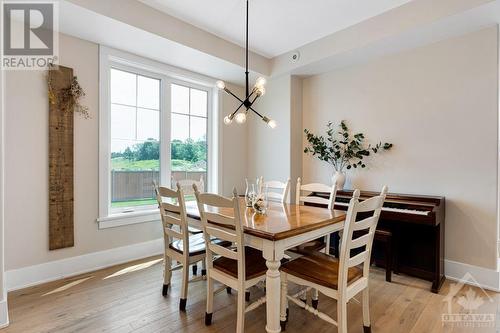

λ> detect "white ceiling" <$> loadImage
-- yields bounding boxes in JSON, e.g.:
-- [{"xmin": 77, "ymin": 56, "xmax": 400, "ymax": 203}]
[{"xmin": 139, "ymin": 0, "xmax": 413, "ymax": 58}]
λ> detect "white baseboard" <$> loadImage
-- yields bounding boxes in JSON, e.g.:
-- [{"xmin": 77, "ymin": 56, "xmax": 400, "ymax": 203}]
[
  {"xmin": 0, "ymin": 300, "xmax": 9, "ymax": 329},
  {"xmin": 6, "ymin": 238, "xmax": 163, "ymax": 291},
  {"xmin": 445, "ymin": 259, "xmax": 500, "ymax": 292}
]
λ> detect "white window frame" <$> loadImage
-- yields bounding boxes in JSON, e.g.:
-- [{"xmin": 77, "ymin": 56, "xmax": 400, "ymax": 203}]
[{"xmin": 98, "ymin": 46, "xmax": 219, "ymax": 229}]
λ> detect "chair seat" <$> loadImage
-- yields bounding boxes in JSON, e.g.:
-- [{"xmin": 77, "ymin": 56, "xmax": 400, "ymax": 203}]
[
  {"xmin": 169, "ymin": 234, "xmax": 229, "ymax": 257},
  {"xmin": 287, "ymin": 239, "xmax": 326, "ymax": 255},
  {"xmin": 213, "ymin": 247, "xmax": 267, "ymax": 280},
  {"xmin": 281, "ymin": 252, "xmax": 362, "ymax": 290},
  {"xmin": 188, "ymin": 226, "xmax": 203, "ymax": 234}
]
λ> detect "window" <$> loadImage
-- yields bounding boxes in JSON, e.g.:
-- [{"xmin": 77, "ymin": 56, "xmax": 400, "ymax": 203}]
[
  {"xmin": 171, "ymin": 84, "xmax": 208, "ymax": 200},
  {"xmin": 99, "ymin": 46, "xmax": 217, "ymax": 228},
  {"xmin": 110, "ymin": 69, "xmax": 161, "ymax": 210}
]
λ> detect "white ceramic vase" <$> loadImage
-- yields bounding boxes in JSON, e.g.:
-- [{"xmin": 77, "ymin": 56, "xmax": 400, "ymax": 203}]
[{"xmin": 333, "ymin": 171, "xmax": 346, "ymax": 190}]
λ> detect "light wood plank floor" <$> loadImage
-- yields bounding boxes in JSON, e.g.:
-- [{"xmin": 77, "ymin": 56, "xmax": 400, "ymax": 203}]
[{"xmin": 4, "ymin": 256, "xmax": 500, "ymax": 333}]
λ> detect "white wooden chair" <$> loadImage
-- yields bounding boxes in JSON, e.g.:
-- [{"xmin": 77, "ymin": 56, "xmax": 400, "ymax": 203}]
[
  {"xmin": 291, "ymin": 177, "xmax": 337, "ymax": 256},
  {"xmin": 263, "ymin": 178, "xmax": 291, "ymax": 203},
  {"xmin": 194, "ymin": 186, "xmax": 268, "ymax": 333},
  {"xmin": 173, "ymin": 176, "xmax": 206, "ymax": 275},
  {"xmin": 279, "ymin": 186, "xmax": 388, "ymax": 333},
  {"xmin": 154, "ymin": 183, "xmax": 214, "ymax": 311}
]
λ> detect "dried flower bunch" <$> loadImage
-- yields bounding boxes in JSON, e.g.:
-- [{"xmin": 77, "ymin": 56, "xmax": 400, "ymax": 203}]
[{"xmin": 47, "ymin": 68, "xmax": 90, "ymax": 119}]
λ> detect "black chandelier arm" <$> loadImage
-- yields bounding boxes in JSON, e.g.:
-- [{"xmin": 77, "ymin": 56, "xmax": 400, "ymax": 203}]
[
  {"xmin": 230, "ymin": 100, "xmax": 247, "ymax": 119},
  {"xmin": 248, "ymin": 105, "xmax": 265, "ymax": 120},
  {"xmin": 223, "ymin": 87, "xmax": 244, "ymax": 104}
]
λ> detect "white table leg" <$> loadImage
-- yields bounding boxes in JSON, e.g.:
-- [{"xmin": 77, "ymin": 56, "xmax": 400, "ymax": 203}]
[{"xmin": 263, "ymin": 241, "xmax": 283, "ymax": 333}]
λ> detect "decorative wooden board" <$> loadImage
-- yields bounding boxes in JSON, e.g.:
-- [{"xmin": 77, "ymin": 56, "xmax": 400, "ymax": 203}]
[{"xmin": 48, "ymin": 65, "xmax": 74, "ymax": 250}]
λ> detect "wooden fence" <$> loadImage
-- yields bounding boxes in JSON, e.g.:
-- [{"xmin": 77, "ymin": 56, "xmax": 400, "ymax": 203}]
[{"xmin": 111, "ymin": 170, "xmax": 206, "ymax": 202}]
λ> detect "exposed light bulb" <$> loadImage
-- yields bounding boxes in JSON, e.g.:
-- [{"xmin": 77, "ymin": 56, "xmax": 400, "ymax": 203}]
[
  {"xmin": 255, "ymin": 77, "xmax": 267, "ymax": 88},
  {"xmin": 256, "ymin": 86, "xmax": 266, "ymax": 97},
  {"xmin": 223, "ymin": 115, "xmax": 233, "ymax": 125},
  {"xmin": 267, "ymin": 119, "xmax": 277, "ymax": 128},
  {"xmin": 216, "ymin": 80, "xmax": 226, "ymax": 90},
  {"xmin": 235, "ymin": 112, "xmax": 247, "ymax": 124}
]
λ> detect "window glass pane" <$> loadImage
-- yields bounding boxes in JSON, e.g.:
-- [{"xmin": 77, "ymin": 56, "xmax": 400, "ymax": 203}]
[
  {"xmin": 190, "ymin": 117, "xmax": 206, "ymax": 141},
  {"xmin": 190, "ymin": 88, "xmax": 207, "ymax": 117},
  {"xmin": 137, "ymin": 108, "xmax": 159, "ymax": 141},
  {"xmin": 109, "ymin": 71, "xmax": 160, "ymax": 211},
  {"xmin": 171, "ymin": 113, "xmax": 189, "ymax": 141},
  {"xmin": 110, "ymin": 69, "xmax": 136, "ymax": 106},
  {"xmin": 171, "ymin": 84, "xmax": 189, "ymax": 115},
  {"xmin": 170, "ymin": 84, "xmax": 208, "ymax": 199},
  {"xmin": 137, "ymin": 76, "xmax": 160, "ymax": 110},
  {"xmin": 111, "ymin": 104, "xmax": 136, "ymax": 140}
]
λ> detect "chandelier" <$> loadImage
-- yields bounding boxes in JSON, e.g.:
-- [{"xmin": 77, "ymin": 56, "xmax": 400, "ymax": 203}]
[{"xmin": 215, "ymin": 0, "xmax": 276, "ymax": 128}]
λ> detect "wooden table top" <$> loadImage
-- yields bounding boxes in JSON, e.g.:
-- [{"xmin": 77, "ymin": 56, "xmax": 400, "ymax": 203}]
[{"xmin": 185, "ymin": 198, "xmax": 346, "ymax": 241}]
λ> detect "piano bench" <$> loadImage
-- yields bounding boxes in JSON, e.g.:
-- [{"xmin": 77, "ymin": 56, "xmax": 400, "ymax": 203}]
[{"xmin": 374, "ymin": 229, "xmax": 392, "ymax": 283}]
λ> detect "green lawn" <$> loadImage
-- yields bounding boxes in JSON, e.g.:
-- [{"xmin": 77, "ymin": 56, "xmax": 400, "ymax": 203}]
[
  {"xmin": 111, "ymin": 158, "xmax": 206, "ymax": 172},
  {"xmin": 111, "ymin": 198, "xmax": 157, "ymax": 208},
  {"xmin": 111, "ymin": 195, "xmax": 195, "ymax": 209}
]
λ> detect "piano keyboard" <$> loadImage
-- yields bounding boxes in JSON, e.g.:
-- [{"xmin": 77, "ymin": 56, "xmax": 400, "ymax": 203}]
[{"xmin": 335, "ymin": 201, "xmax": 430, "ymax": 216}]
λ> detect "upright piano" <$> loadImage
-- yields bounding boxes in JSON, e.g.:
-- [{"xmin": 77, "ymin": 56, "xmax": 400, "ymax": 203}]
[{"xmin": 316, "ymin": 190, "xmax": 446, "ymax": 293}]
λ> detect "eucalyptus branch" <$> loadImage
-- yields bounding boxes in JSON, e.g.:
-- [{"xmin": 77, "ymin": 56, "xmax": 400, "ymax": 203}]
[{"xmin": 304, "ymin": 120, "xmax": 393, "ymax": 173}]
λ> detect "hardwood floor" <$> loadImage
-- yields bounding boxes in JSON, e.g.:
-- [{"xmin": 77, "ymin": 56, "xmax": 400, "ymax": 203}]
[{"xmin": 4, "ymin": 256, "xmax": 500, "ymax": 333}]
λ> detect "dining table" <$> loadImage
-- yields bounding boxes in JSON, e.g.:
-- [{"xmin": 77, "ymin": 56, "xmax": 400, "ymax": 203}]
[{"xmin": 185, "ymin": 198, "xmax": 346, "ymax": 333}]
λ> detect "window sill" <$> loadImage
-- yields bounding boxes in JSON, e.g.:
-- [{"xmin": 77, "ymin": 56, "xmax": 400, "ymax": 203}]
[{"xmin": 97, "ymin": 209, "xmax": 161, "ymax": 229}]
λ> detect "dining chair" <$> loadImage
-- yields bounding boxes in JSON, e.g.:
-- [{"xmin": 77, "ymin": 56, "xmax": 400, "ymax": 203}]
[
  {"xmin": 194, "ymin": 185, "xmax": 268, "ymax": 333},
  {"xmin": 154, "ymin": 183, "xmax": 212, "ymax": 311},
  {"xmin": 279, "ymin": 186, "xmax": 388, "ymax": 333},
  {"xmin": 169, "ymin": 177, "xmax": 206, "ymax": 275},
  {"xmin": 291, "ymin": 177, "xmax": 337, "ymax": 255},
  {"xmin": 263, "ymin": 178, "xmax": 291, "ymax": 203}
]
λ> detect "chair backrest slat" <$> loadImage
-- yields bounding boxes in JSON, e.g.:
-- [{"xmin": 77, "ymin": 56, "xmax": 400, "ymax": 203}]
[
  {"xmin": 209, "ymin": 243, "xmax": 238, "ymax": 260},
  {"xmin": 296, "ymin": 177, "xmax": 337, "ymax": 210},
  {"xmin": 348, "ymin": 250, "xmax": 369, "ymax": 268},
  {"xmin": 338, "ymin": 186, "xmax": 388, "ymax": 288},
  {"xmin": 164, "ymin": 228, "xmax": 183, "ymax": 240},
  {"xmin": 263, "ymin": 178, "xmax": 291, "ymax": 203},
  {"xmin": 352, "ymin": 215, "xmax": 378, "ymax": 231},
  {"xmin": 349, "ymin": 232, "xmax": 372, "ymax": 250},
  {"xmin": 206, "ymin": 225, "xmax": 238, "ymax": 243},
  {"xmin": 204, "ymin": 211, "xmax": 236, "ymax": 227}
]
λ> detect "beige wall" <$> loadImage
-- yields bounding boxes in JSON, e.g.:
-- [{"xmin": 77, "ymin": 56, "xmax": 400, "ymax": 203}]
[
  {"xmin": 4, "ymin": 33, "xmax": 247, "ymax": 271},
  {"xmin": 247, "ymin": 75, "xmax": 292, "ymax": 184},
  {"xmin": 302, "ymin": 27, "xmax": 499, "ymax": 269}
]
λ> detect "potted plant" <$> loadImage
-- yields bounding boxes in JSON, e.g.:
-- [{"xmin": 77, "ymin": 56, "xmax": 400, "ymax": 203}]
[{"xmin": 304, "ymin": 121, "xmax": 393, "ymax": 190}]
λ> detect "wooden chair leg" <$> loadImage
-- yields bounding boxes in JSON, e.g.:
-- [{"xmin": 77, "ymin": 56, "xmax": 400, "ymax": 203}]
[
  {"xmin": 337, "ymin": 299, "xmax": 348, "ymax": 333},
  {"xmin": 362, "ymin": 288, "xmax": 371, "ymax": 332},
  {"xmin": 205, "ymin": 276, "xmax": 214, "ymax": 325},
  {"xmin": 162, "ymin": 255, "xmax": 171, "ymax": 296},
  {"xmin": 236, "ymin": 284, "xmax": 246, "ymax": 333},
  {"xmin": 325, "ymin": 235, "xmax": 331, "ymax": 255},
  {"xmin": 180, "ymin": 262, "xmax": 189, "ymax": 311},
  {"xmin": 280, "ymin": 273, "xmax": 288, "ymax": 330},
  {"xmin": 312, "ymin": 289, "xmax": 319, "ymax": 309},
  {"xmin": 201, "ymin": 259, "xmax": 207, "ymax": 276}
]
